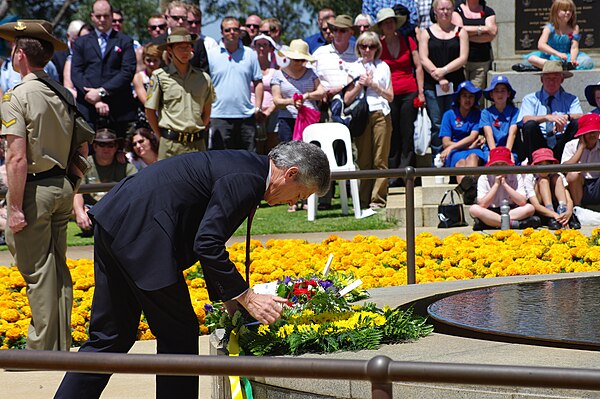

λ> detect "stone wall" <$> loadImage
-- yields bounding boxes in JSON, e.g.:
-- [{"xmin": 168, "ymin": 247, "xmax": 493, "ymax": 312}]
[{"xmin": 486, "ymin": 0, "xmax": 600, "ymax": 72}]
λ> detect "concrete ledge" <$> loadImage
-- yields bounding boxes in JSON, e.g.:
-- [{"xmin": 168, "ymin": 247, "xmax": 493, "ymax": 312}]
[{"xmin": 244, "ymin": 272, "xmax": 600, "ymax": 399}]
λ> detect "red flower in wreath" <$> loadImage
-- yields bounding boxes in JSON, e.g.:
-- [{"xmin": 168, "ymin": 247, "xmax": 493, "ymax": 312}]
[{"xmin": 568, "ymin": 33, "xmax": 573, "ymax": 39}]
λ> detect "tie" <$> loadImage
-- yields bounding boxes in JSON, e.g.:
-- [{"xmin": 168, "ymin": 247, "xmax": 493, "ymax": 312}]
[
  {"xmin": 99, "ymin": 33, "xmax": 108, "ymax": 57},
  {"xmin": 545, "ymin": 95, "xmax": 556, "ymax": 148}
]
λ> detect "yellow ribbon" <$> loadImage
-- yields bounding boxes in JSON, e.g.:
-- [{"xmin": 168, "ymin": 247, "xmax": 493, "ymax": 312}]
[{"xmin": 227, "ymin": 328, "xmax": 244, "ymax": 399}]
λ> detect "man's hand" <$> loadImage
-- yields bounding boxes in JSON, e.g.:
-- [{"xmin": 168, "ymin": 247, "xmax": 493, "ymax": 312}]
[
  {"xmin": 84, "ymin": 87, "xmax": 102, "ymax": 105},
  {"xmin": 95, "ymin": 101, "xmax": 110, "ymax": 117},
  {"xmin": 8, "ymin": 208, "xmax": 27, "ymax": 233},
  {"xmin": 235, "ymin": 289, "xmax": 287, "ymax": 325},
  {"xmin": 75, "ymin": 207, "xmax": 93, "ymax": 232}
]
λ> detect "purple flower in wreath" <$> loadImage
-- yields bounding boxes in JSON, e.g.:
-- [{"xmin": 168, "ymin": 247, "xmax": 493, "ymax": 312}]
[
  {"xmin": 204, "ymin": 303, "xmax": 214, "ymax": 312},
  {"xmin": 284, "ymin": 276, "xmax": 292, "ymax": 285},
  {"xmin": 319, "ymin": 280, "xmax": 333, "ymax": 290}
]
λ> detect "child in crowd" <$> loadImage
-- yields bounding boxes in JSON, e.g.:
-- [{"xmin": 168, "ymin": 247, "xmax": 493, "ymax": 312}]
[
  {"xmin": 561, "ymin": 113, "xmax": 600, "ymax": 207},
  {"xmin": 480, "ymin": 75, "xmax": 522, "ymax": 163},
  {"xmin": 584, "ymin": 82, "xmax": 600, "ymax": 115},
  {"xmin": 439, "ymin": 80, "xmax": 485, "ymax": 205},
  {"xmin": 524, "ymin": 148, "xmax": 579, "ymax": 230},
  {"xmin": 469, "ymin": 146, "xmax": 540, "ymax": 231},
  {"xmin": 525, "ymin": 0, "xmax": 593, "ymax": 70}
]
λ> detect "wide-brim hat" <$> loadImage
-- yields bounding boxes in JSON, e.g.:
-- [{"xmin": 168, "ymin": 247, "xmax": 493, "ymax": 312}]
[
  {"xmin": 94, "ymin": 128, "xmax": 119, "ymax": 143},
  {"xmin": 252, "ymin": 33, "xmax": 277, "ymax": 49},
  {"xmin": 575, "ymin": 113, "xmax": 600, "ymax": 138},
  {"xmin": 452, "ymin": 80, "xmax": 482, "ymax": 106},
  {"xmin": 584, "ymin": 81, "xmax": 600, "ymax": 108},
  {"xmin": 370, "ymin": 8, "xmax": 407, "ymax": 34},
  {"xmin": 531, "ymin": 148, "xmax": 558, "ymax": 165},
  {"xmin": 486, "ymin": 146, "xmax": 514, "ymax": 166},
  {"xmin": 483, "ymin": 75, "xmax": 516, "ymax": 101},
  {"xmin": 534, "ymin": 60, "xmax": 573, "ymax": 78},
  {"xmin": 157, "ymin": 27, "xmax": 197, "ymax": 51},
  {"xmin": 278, "ymin": 39, "xmax": 314, "ymax": 62},
  {"xmin": 0, "ymin": 19, "xmax": 67, "ymax": 51},
  {"xmin": 327, "ymin": 15, "xmax": 354, "ymax": 30}
]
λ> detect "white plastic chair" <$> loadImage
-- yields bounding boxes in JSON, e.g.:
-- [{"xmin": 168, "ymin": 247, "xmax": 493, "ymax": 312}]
[{"xmin": 302, "ymin": 123, "xmax": 361, "ymax": 221}]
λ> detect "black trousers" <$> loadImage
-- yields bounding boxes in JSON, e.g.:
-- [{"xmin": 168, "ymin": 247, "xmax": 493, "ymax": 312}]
[
  {"xmin": 522, "ymin": 119, "xmax": 578, "ymax": 163},
  {"xmin": 54, "ymin": 225, "xmax": 200, "ymax": 399},
  {"xmin": 388, "ymin": 92, "xmax": 417, "ymax": 186},
  {"xmin": 210, "ymin": 116, "xmax": 257, "ymax": 151}
]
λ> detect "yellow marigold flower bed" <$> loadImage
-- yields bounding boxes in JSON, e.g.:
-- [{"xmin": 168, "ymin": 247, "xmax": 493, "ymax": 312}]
[{"xmin": 2, "ymin": 228, "xmax": 600, "ymax": 349}]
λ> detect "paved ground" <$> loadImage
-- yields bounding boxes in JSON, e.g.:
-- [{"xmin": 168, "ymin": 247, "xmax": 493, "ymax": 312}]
[{"xmin": 1, "ymin": 226, "xmax": 599, "ymax": 398}]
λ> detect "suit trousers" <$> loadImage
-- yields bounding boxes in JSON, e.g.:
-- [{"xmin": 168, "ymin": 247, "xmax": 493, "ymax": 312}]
[
  {"xmin": 6, "ymin": 176, "xmax": 74, "ymax": 351},
  {"xmin": 54, "ymin": 225, "xmax": 200, "ymax": 399},
  {"xmin": 522, "ymin": 119, "xmax": 578, "ymax": 163},
  {"xmin": 355, "ymin": 110, "xmax": 392, "ymax": 208}
]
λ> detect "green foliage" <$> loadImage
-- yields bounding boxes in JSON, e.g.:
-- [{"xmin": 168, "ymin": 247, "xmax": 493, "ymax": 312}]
[{"xmin": 303, "ymin": 0, "xmax": 363, "ymax": 22}]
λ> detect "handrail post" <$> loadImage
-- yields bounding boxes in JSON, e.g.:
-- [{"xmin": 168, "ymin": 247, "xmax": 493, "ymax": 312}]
[
  {"xmin": 404, "ymin": 167, "xmax": 416, "ymax": 285},
  {"xmin": 367, "ymin": 355, "xmax": 393, "ymax": 399}
]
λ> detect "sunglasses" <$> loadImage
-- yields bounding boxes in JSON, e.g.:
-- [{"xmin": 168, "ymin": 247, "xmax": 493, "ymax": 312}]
[
  {"xmin": 359, "ymin": 44, "xmax": 378, "ymax": 50},
  {"xmin": 112, "ymin": 18, "xmax": 123, "ymax": 24},
  {"xmin": 223, "ymin": 27, "xmax": 240, "ymax": 33},
  {"xmin": 188, "ymin": 19, "xmax": 201, "ymax": 26},
  {"xmin": 321, "ymin": 26, "xmax": 332, "ymax": 32},
  {"xmin": 95, "ymin": 142, "xmax": 117, "ymax": 148},
  {"xmin": 149, "ymin": 24, "xmax": 167, "ymax": 30},
  {"xmin": 245, "ymin": 24, "xmax": 260, "ymax": 29},
  {"xmin": 357, "ymin": 24, "xmax": 370, "ymax": 29},
  {"xmin": 144, "ymin": 57, "xmax": 160, "ymax": 63},
  {"xmin": 168, "ymin": 15, "xmax": 187, "ymax": 22}
]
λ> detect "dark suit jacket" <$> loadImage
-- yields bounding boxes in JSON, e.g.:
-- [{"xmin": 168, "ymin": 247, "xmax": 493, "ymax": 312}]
[
  {"xmin": 89, "ymin": 151, "xmax": 269, "ymax": 301},
  {"xmin": 71, "ymin": 30, "xmax": 137, "ymax": 125}
]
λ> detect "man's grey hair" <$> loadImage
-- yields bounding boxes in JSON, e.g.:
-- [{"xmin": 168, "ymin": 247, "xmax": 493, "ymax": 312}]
[
  {"xmin": 269, "ymin": 141, "xmax": 331, "ymax": 196},
  {"xmin": 67, "ymin": 20, "xmax": 85, "ymax": 38}
]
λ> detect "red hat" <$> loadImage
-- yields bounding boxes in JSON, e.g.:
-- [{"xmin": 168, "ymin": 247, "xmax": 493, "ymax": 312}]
[
  {"xmin": 575, "ymin": 113, "xmax": 600, "ymax": 138},
  {"xmin": 486, "ymin": 146, "xmax": 514, "ymax": 166},
  {"xmin": 531, "ymin": 148, "xmax": 558, "ymax": 165}
]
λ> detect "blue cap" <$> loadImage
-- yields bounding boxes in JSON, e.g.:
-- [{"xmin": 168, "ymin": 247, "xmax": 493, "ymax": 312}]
[
  {"xmin": 452, "ymin": 81, "xmax": 482, "ymax": 106},
  {"xmin": 584, "ymin": 81, "xmax": 600, "ymax": 108},
  {"xmin": 483, "ymin": 75, "xmax": 516, "ymax": 102}
]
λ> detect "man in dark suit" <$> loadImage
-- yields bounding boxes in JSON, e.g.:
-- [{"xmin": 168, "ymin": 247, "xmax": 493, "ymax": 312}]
[
  {"xmin": 70, "ymin": 0, "xmax": 137, "ymax": 138},
  {"xmin": 54, "ymin": 141, "xmax": 331, "ymax": 399}
]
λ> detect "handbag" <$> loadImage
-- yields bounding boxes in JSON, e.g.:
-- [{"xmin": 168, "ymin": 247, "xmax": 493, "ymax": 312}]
[
  {"xmin": 330, "ymin": 76, "xmax": 369, "ymax": 138},
  {"xmin": 414, "ymin": 107, "xmax": 431, "ymax": 156},
  {"xmin": 438, "ymin": 189, "xmax": 467, "ymax": 228},
  {"xmin": 293, "ymin": 104, "xmax": 321, "ymax": 141}
]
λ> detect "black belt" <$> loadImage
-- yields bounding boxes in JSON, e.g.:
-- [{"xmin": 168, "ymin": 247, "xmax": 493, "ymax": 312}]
[
  {"xmin": 160, "ymin": 128, "xmax": 204, "ymax": 143},
  {"xmin": 26, "ymin": 165, "xmax": 66, "ymax": 182}
]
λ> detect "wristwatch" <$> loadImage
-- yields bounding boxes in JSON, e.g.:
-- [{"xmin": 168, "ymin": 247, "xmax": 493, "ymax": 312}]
[{"xmin": 98, "ymin": 87, "xmax": 108, "ymax": 98}]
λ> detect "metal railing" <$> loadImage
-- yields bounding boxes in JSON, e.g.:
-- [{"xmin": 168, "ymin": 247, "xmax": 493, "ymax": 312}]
[
  {"xmin": 2, "ymin": 164, "xmax": 600, "ymax": 397},
  {"xmin": 1, "ymin": 351, "xmax": 600, "ymax": 399}
]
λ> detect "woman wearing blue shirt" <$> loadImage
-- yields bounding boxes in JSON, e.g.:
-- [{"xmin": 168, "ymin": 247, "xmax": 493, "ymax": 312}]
[
  {"xmin": 480, "ymin": 75, "xmax": 521, "ymax": 163},
  {"xmin": 439, "ymin": 80, "xmax": 485, "ymax": 204}
]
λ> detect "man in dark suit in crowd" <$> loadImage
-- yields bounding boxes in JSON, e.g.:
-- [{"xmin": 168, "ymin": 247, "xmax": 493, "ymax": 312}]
[
  {"xmin": 70, "ymin": 0, "xmax": 137, "ymax": 138},
  {"xmin": 52, "ymin": 19, "xmax": 84, "ymax": 84},
  {"xmin": 54, "ymin": 141, "xmax": 331, "ymax": 399}
]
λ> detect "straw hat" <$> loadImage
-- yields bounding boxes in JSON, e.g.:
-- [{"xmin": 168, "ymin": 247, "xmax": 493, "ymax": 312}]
[
  {"xmin": 278, "ymin": 39, "xmax": 314, "ymax": 62},
  {"xmin": 575, "ymin": 113, "xmax": 600, "ymax": 138},
  {"xmin": 370, "ymin": 8, "xmax": 407, "ymax": 34},
  {"xmin": 157, "ymin": 27, "xmax": 197, "ymax": 51},
  {"xmin": 534, "ymin": 60, "xmax": 573, "ymax": 78},
  {"xmin": 531, "ymin": 148, "xmax": 558, "ymax": 165},
  {"xmin": 0, "ymin": 20, "xmax": 67, "ymax": 51},
  {"xmin": 486, "ymin": 146, "xmax": 514, "ymax": 166},
  {"xmin": 327, "ymin": 15, "xmax": 354, "ymax": 30}
]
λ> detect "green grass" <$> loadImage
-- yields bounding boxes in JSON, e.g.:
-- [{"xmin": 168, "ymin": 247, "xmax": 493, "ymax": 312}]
[{"xmin": 0, "ymin": 197, "xmax": 396, "ymax": 251}]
